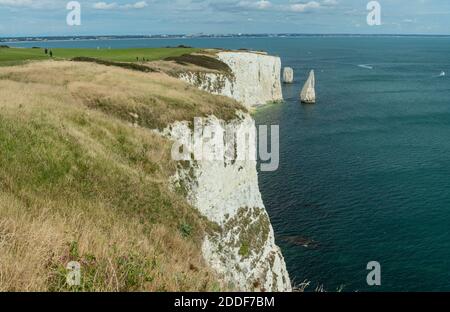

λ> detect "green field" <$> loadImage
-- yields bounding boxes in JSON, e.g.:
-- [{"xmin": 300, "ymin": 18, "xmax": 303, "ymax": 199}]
[{"xmin": 0, "ymin": 47, "xmax": 200, "ymax": 66}]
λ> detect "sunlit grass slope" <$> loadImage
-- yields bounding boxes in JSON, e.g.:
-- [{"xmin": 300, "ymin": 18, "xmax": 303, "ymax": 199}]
[{"xmin": 0, "ymin": 60, "xmax": 243, "ymax": 291}]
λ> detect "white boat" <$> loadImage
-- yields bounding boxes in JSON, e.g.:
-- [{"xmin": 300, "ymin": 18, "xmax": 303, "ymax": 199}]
[{"xmin": 300, "ymin": 70, "xmax": 316, "ymax": 104}]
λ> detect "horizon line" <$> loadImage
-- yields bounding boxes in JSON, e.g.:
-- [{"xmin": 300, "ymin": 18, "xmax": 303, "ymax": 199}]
[{"xmin": 2, "ymin": 33, "xmax": 450, "ymax": 41}]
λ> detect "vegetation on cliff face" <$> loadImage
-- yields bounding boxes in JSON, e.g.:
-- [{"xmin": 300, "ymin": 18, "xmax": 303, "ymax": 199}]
[
  {"xmin": 0, "ymin": 60, "xmax": 244, "ymax": 291},
  {"xmin": 164, "ymin": 53, "xmax": 232, "ymax": 75}
]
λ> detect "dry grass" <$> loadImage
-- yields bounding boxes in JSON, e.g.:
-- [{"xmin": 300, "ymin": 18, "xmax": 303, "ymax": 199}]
[
  {"xmin": 0, "ymin": 195, "xmax": 216, "ymax": 291},
  {"xmin": 0, "ymin": 60, "xmax": 242, "ymax": 291},
  {"xmin": 150, "ymin": 59, "xmax": 220, "ymax": 77},
  {"xmin": 0, "ymin": 60, "xmax": 244, "ymax": 130}
]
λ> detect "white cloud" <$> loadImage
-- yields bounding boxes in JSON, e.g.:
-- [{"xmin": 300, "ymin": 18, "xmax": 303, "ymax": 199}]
[
  {"xmin": 238, "ymin": 0, "xmax": 272, "ymax": 10},
  {"xmin": 0, "ymin": 0, "xmax": 65, "ymax": 9},
  {"xmin": 233, "ymin": 0, "xmax": 333, "ymax": 13},
  {"xmin": 0, "ymin": 0, "xmax": 34, "ymax": 6},
  {"xmin": 133, "ymin": 0, "xmax": 148, "ymax": 8},
  {"xmin": 290, "ymin": 1, "xmax": 321, "ymax": 12},
  {"xmin": 322, "ymin": 0, "xmax": 337, "ymax": 5},
  {"xmin": 93, "ymin": 2, "xmax": 118, "ymax": 10},
  {"xmin": 255, "ymin": 0, "xmax": 271, "ymax": 9},
  {"xmin": 93, "ymin": 1, "xmax": 149, "ymax": 10}
]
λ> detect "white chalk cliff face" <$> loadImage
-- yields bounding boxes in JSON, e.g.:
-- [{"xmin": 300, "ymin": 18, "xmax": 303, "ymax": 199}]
[
  {"xmin": 163, "ymin": 50, "xmax": 291, "ymax": 291},
  {"xmin": 179, "ymin": 51, "xmax": 283, "ymax": 108},
  {"xmin": 162, "ymin": 113, "xmax": 291, "ymax": 291}
]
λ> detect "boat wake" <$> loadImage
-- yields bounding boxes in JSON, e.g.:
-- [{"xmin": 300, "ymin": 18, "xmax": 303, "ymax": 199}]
[
  {"xmin": 358, "ymin": 64, "xmax": 373, "ymax": 70},
  {"xmin": 432, "ymin": 71, "xmax": 446, "ymax": 78}
]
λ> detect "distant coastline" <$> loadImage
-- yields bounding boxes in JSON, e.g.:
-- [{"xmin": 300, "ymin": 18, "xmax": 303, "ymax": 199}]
[{"xmin": 2, "ymin": 33, "xmax": 450, "ymax": 44}]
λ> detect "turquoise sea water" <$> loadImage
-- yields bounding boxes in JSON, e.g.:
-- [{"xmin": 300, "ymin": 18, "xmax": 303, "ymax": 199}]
[
  {"xmin": 11, "ymin": 36, "xmax": 450, "ymax": 291},
  {"xmin": 251, "ymin": 37, "xmax": 450, "ymax": 292}
]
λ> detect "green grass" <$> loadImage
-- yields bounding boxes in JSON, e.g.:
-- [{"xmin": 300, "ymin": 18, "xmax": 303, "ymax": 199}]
[
  {"xmin": 164, "ymin": 54, "xmax": 232, "ymax": 75},
  {"xmin": 0, "ymin": 59, "xmax": 243, "ymax": 291},
  {"xmin": 0, "ymin": 47, "xmax": 200, "ymax": 65},
  {"xmin": 0, "ymin": 47, "xmax": 48, "ymax": 66}
]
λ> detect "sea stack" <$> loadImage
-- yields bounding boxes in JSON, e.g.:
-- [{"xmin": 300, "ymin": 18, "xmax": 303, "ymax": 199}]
[
  {"xmin": 283, "ymin": 67, "xmax": 294, "ymax": 84},
  {"xmin": 300, "ymin": 70, "xmax": 316, "ymax": 104}
]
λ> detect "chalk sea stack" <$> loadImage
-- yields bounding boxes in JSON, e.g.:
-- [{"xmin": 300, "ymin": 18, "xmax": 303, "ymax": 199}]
[
  {"xmin": 283, "ymin": 67, "xmax": 294, "ymax": 84},
  {"xmin": 300, "ymin": 70, "xmax": 316, "ymax": 104}
]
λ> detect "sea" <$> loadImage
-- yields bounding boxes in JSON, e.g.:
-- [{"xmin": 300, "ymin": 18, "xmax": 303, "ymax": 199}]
[{"xmin": 9, "ymin": 36, "xmax": 450, "ymax": 291}]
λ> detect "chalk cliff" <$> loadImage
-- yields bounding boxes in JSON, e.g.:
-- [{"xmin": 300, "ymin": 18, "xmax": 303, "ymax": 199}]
[
  {"xmin": 283, "ymin": 67, "xmax": 294, "ymax": 84},
  {"xmin": 162, "ymin": 113, "xmax": 291, "ymax": 291},
  {"xmin": 300, "ymin": 70, "xmax": 316, "ymax": 104},
  {"xmin": 179, "ymin": 51, "xmax": 283, "ymax": 108},
  {"xmin": 163, "ymin": 50, "xmax": 291, "ymax": 291}
]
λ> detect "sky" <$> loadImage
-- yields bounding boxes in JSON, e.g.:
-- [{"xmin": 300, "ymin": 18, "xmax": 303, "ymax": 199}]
[{"xmin": 1, "ymin": 0, "xmax": 450, "ymax": 37}]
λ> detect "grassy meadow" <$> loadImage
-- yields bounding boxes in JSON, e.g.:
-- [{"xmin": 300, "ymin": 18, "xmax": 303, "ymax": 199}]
[
  {"xmin": 0, "ymin": 56, "xmax": 242, "ymax": 291},
  {"xmin": 0, "ymin": 46, "xmax": 200, "ymax": 66}
]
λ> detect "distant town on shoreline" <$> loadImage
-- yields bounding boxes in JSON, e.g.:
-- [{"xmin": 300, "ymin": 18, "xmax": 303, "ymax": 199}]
[{"xmin": 2, "ymin": 33, "xmax": 450, "ymax": 43}]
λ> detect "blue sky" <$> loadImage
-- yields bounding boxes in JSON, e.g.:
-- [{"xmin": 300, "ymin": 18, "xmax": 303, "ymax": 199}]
[{"xmin": 1, "ymin": 0, "xmax": 450, "ymax": 36}]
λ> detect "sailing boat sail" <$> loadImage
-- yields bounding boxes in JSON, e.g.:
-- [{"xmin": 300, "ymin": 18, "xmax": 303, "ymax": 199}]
[{"xmin": 300, "ymin": 70, "xmax": 316, "ymax": 104}]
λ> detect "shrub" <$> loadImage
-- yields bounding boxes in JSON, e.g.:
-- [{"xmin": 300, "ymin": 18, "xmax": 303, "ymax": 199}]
[{"xmin": 72, "ymin": 57, "xmax": 158, "ymax": 73}]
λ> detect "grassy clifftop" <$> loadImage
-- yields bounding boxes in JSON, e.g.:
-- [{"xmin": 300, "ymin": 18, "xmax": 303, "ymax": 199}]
[
  {"xmin": 0, "ymin": 47, "xmax": 233, "ymax": 78},
  {"xmin": 0, "ymin": 47, "xmax": 200, "ymax": 66},
  {"xmin": 0, "ymin": 60, "xmax": 243, "ymax": 291}
]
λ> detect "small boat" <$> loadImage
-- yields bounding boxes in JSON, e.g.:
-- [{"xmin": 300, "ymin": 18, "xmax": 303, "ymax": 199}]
[
  {"xmin": 300, "ymin": 70, "xmax": 316, "ymax": 104},
  {"xmin": 439, "ymin": 71, "xmax": 446, "ymax": 77}
]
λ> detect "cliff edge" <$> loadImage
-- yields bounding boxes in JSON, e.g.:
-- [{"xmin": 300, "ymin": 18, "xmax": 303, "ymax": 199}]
[
  {"xmin": 177, "ymin": 51, "xmax": 283, "ymax": 108},
  {"xmin": 163, "ymin": 50, "xmax": 291, "ymax": 291}
]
